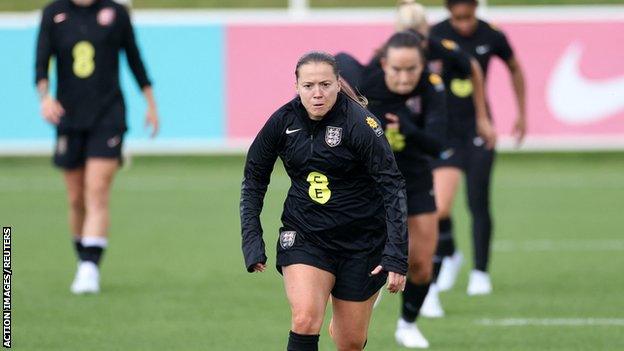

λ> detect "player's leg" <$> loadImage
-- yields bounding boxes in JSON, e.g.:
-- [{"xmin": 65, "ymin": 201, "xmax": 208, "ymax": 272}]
[
  {"xmin": 331, "ymin": 294, "xmax": 377, "ymax": 351},
  {"xmin": 54, "ymin": 130, "xmax": 87, "ymax": 259},
  {"xmin": 465, "ymin": 137, "xmax": 495, "ymax": 295},
  {"xmin": 71, "ymin": 126, "xmax": 122, "ymax": 294},
  {"xmin": 329, "ymin": 247, "xmax": 387, "ymax": 350},
  {"xmin": 82, "ymin": 157, "xmax": 118, "ymax": 240},
  {"xmin": 70, "ymin": 158, "xmax": 118, "ymax": 294},
  {"xmin": 283, "ymin": 264, "xmax": 335, "ymax": 351},
  {"xmin": 63, "ymin": 168, "xmax": 86, "ymax": 257},
  {"xmin": 396, "ymin": 211, "xmax": 437, "ymax": 348},
  {"xmin": 53, "ymin": 130, "xmax": 100, "ymax": 294},
  {"xmin": 432, "ymin": 166, "xmax": 464, "ymax": 292}
]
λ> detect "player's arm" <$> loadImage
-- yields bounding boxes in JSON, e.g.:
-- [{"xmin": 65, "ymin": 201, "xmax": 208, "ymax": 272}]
[
  {"xmin": 495, "ymin": 28, "xmax": 527, "ymax": 146},
  {"xmin": 422, "ymin": 74, "xmax": 448, "ymax": 145},
  {"xmin": 240, "ymin": 114, "xmax": 282, "ymax": 273},
  {"xmin": 35, "ymin": 6, "xmax": 64, "ymax": 125},
  {"xmin": 380, "ymin": 75, "xmax": 447, "ymax": 157},
  {"xmin": 119, "ymin": 6, "xmax": 159, "ymax": 137},
  {"xmin": 506, "ymin": 56, "xmax": 527, "ymax": 146},
  {"xmin": 349, "ymin": 113, "xmax": 407, "ymax": 292},
  {"xmin": 439, "ymin": 37, "xmax": 496, "ymax": 148},
  {"xmin": 384, "ymin": 109, "xmax": 445, "ymax": 157},
  {"xmin": 404, "ymin": 73, "xmax": 453, "ymax": 159},
  {"xmin": 469, "ymin": 58, "xmax": 496, "ymax": 149}
]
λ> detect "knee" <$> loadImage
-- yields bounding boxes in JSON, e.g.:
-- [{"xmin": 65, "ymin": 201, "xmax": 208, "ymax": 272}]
[
  {"xmin": 85, "ymin": 182, "xmax": 111, "ymax": 210},
  {"xmin": 437, "ymin": 207, "xmax": 451, "ymax": 220},
  {"xmin": 408, "ymin": 262, "xmax": 432, "ymax": 284},
  {"xmin": 336, "ymin": 338, "xmax": 367, "ymax": 351},
  {"xmin": 291, "ymin": 311, "xmax": 323, "ymax": 335}
]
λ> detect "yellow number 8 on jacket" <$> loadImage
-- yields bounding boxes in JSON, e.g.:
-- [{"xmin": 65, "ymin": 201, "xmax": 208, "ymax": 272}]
[
  {"xmin": 72, "ymin": 41, "xmax": 95, "ymax": 78},
  {"xmin": 307, "ymin": 171, "xmax": 331, "ymax": 205}
]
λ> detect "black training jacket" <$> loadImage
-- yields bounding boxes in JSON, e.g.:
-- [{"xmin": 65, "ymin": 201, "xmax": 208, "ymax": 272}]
[
  {"xmin": 240, "ymin": 93, "xmax": 408, "ymax": 275},
  {"xmin": 359, "ymin": 68, "xmax": 448, "ymax": 182},
  {"xmin": 35, "ymin": 0, "xmax": 150, "ymax": 131},
  {"xmin": 361, "ymin": 34, "xmax": 468, "ymax": 141},
  {"xmin": 431, "ymin": 20, "xmax": 515, "ymax": 137}
]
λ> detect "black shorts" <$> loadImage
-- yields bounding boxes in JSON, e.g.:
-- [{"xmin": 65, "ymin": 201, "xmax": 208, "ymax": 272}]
[
  {"xmin": 53, "ymin": 127, "xmax": 124, "ymax": 170},
  {"xmin": 275, "ymin": 228, "xmax": 387, "ymax": 302},
  {"xmin": 404, "ymin": 170, "xmax": 436, "ymax": 216},
  {"xmin": 406, "ymin": 187, "xmax": 436, "ymax": 216},
  {"xmin": 54, "ymin": 101, "xmax": 126, "ymax": 170},
  {"xmin": 431, "ymin": 135, "xmax": 489, "ymax": 170}
]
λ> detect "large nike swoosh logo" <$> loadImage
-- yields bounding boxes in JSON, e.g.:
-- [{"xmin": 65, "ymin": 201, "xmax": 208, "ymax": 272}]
[
  {"xmin": 286, "ymin": 128, "xmax": 302, "ymax": 135},
  {"xmin": 547, "ymin": 42, "xmax": 624, "ymax": 125}
]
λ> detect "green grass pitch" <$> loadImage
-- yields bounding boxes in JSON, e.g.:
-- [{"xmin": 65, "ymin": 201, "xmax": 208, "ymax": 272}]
[{"xmin": 3, "ymin": 153, "xmax": 624, "ymax": 350}]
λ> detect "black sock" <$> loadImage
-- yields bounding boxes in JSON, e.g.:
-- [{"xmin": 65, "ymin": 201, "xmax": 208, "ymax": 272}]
[
  {"xmin": 401, "ymin": 280, "xmax": 430, "ymax": 323},
  {"xmin": 287, "ymin": 331, "xmax": 319, "ymax": 351},
  {"xmin": 438, "ymin": 217, "xmax": 456, "ymax": 257},
  {"xmin": 73, "ymin": 237, "xmax": 84, "ymax": 258},
  {"xmin": 79, "ymin": 246, "xmax": 105, "ymax": 266}
]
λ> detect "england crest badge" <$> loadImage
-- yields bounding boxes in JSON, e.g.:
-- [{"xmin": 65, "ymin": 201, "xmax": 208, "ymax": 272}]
[
  {"xmin": 97, "ymin": 7, "xmax": 116, "ymax": 26},
  {"xmin": 279, "ymin": 230, "xmax": 297, "ymax": 249},
  {"xmin": 325, "ymin": 126, "xmax": 343, "ymax": 147},
  {"xmin": 406, "ymin": 96, "xmax": 422, "ymax": 114}
]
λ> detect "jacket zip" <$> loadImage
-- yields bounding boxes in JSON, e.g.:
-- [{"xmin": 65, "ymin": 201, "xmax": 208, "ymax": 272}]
[{"xmin": 310, "ymin": 123, "xmax": 319, "ymax": 155}]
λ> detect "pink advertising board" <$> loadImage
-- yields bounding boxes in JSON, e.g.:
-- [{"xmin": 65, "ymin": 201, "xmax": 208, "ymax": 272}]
[{"xmin": 226, "ymin": 21, "xmax": 624, "ymax": 148}]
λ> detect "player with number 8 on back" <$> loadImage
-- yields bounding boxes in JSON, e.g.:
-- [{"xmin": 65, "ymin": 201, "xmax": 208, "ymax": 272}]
[
  {"xmin": 240, "ymin": 51, "xmax": 408, "ymax": 351},
  {"xmin": 35, "ymin": 0, "xmax": 159, "ymax": 294}
]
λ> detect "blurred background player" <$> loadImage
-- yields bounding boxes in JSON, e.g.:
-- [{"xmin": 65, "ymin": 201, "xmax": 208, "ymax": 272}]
[
  {"xmin": 337, "ymin": 31, "xmax": 448, "ymax": 349},
  {"xmin": 429, "ymin": 0, "xmax": 527, "ymax": 296},
  {"xmin": 240, "ymin": 52, "xmax": 407, "ymax": 351},
  {"xmin": 35, "ymin": 0, "xmax": 159, "ymax": 294},
  {"xmin": 391, "ymin": 0, "xmax": 497, "ymax": 319}
]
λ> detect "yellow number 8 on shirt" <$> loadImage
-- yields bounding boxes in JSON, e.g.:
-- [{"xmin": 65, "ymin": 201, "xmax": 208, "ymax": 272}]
[
  {"xmin": 72, "ymin": 41, "xmax": 95, "ymax": 78},
  {"xmin": 307, "ymin": 171, "xmax": 331, "ymax": 204}
]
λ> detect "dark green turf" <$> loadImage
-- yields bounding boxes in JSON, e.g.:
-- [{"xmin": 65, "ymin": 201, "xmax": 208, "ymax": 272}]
[{"xmin": 2, "ymin": 153, "xmax": 623, "ymax": 350}]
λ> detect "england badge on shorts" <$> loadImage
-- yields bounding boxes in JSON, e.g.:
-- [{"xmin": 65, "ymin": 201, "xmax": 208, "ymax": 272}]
[
  {"xmin": 56, "ymin": 135, "xmax": 67, "ymax": 155},
  {"xmin": 325, "ymin": 126, "xmax": 342, "ymax": 147},
  {"xmin": 97, "ymin": 7, "xmax": 116, "ymax": 26},
  {"xmin": 279, "ymin": 230, "xmax": 297, "ymax": 249}
]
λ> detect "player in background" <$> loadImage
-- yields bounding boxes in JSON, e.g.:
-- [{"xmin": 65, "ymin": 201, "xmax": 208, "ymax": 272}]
[
  {"xmin": 391, "ymin": 0, "xmax": 497, "ymax": 319},
  {"xmin": 430, "ymin": 0, "xmax": 527, "ymax": 295},
  {"xmin": 35, "ymin": 0, "xmax": 159, "ymax": 294},
  {"xmin": 336, "ymin": 31, "xmax": 448, "ymax": 348}
]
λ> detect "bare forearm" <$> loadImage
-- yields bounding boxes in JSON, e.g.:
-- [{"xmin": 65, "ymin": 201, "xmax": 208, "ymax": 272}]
[
  {"xmin": 142, "ymin": 85, "xmax": 156, "ymax": 109},
  {"xmin": 37, "ymin": 79, "xmax": 49, "ymax": 100}
]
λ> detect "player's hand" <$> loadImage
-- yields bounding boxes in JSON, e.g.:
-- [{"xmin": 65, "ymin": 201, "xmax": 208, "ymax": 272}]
[
  {"xmin": 40, "ymin": 95, "xmax": 64, "ymax": 125},
  {"xmin": 476, "ymin": 117, "xmax": 497, "ymax": 150},
  {"xmin": 371, "ymin": 265, "xmax": 406, "ymax": 293},
  {"xmin": 385, "ymin": 113, "xmax": 406, "ymax": 151},
  {"xmin": 145, "ymin": 105, "xmax": 159, "ymax": 138},
  {"xmin": 512, "ymin": 115, "xmax": 527, "ymax": 147},
  {"xmin": 385, "ymin": 113, "xmax": 400, "ymax": 129},
  {"xmin": 252, "ymin": 263, "xmax": 266, "ymax": 273}
]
